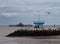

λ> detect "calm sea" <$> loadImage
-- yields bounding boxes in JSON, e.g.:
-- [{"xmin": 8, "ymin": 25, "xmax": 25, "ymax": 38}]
[{"xmin": 0, "ymin": 26, "xmax": 60, "ymax": 44}]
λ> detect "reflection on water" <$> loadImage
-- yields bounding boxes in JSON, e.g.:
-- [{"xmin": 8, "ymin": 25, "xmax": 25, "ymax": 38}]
[{"xmin": 0, "ymin": 37, "xmax": 60, "ymax": 44}]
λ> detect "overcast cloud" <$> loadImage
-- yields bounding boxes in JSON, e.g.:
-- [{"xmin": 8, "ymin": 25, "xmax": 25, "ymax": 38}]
[{"xmin": 0, "ymin": 0, "xmax": 60, "ymax": 25}]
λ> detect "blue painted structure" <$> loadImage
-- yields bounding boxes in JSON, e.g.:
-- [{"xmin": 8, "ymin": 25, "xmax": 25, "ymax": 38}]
[{"xmin": 33, "ymin": 21, "xmax": 45, "ymax": 28}]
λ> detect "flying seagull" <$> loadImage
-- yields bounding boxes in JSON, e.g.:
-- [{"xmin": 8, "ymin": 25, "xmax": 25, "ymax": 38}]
[{"xmin": 46, "ymin": 12, "xmax": 51, "ymax": 15}]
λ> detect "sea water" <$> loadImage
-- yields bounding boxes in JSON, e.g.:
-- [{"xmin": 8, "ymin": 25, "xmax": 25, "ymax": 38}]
[
  {"xmin": 0, "ymin": 37, "xmax": 60, "ymax": 44},
  {"xmin": 0, "ymin": 26, "xmax": 60, "ymax": 44}
]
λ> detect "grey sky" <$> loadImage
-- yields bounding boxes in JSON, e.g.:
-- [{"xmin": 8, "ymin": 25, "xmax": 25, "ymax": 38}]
[{"xmin": 0, "ymin": 0, "xmax": 60, "ymax": 25}]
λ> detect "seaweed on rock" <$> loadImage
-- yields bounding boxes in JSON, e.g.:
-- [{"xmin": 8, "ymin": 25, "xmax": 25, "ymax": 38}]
[{"xmin": 6, "ymin": 29, "xmax": 60, "ymax": 37}]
